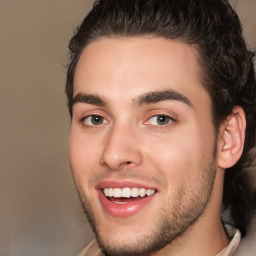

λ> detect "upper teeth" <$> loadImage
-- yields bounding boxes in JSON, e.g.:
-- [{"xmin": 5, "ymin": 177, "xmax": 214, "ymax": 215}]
[{"xmin": 103, "ymin": 187, "xmax": 156, "ymax": 198}]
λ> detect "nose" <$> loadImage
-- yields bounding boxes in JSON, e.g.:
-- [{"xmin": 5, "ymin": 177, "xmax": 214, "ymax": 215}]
[{"xmin": 99, "ymin": 124, "xmax": 143, "ymax": 170}]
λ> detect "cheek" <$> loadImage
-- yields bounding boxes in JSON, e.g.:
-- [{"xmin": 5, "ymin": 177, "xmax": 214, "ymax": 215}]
[
  {"xmin": 147, "ymin": 139, "xmax": 197, "ymax": 182},
  {"xmin": 69, "ymin": 130, "xmax": 101, "ymax": 181},
  {"xmin": 142, "ymin": 127, "xmax": 214, "ymax": 184}
]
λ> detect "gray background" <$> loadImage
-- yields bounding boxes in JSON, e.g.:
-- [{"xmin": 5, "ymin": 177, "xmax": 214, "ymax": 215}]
[{"xmin": 0, "ymin": 0, "xmax": 255, "ymax": 255}]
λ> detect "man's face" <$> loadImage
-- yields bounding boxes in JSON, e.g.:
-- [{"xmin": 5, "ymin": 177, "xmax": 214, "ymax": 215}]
[{"xmin": 69, "ymin": 37, "xmax": 218, "ymax": 256}]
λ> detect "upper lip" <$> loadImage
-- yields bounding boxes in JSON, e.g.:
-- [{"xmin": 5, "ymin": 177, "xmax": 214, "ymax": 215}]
[{"xmin": 95, "ymin": 180, "xmax": 158, "ymax": 191}]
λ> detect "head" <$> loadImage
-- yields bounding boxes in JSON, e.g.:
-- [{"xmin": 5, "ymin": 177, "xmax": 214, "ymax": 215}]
[{"xmin": 66, "ymin": 0, "xmax": 256, "ymax": 254}]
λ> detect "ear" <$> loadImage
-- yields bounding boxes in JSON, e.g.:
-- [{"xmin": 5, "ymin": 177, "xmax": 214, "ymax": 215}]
[{"xmin": 217, "ymin": 106, "xmax": 246, "ymax": 169}]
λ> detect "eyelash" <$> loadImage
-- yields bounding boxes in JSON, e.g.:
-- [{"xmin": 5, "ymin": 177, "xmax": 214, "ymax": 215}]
[
  {"xmin": 144, "ymin": 114, "xmax": 175, "ymax": 126},
  {"xmin": 80, "ymin": 113, "xmax": 176, "ymax": 128},
  {"xmin": 81, "ymin": 115, "xmax": 108, "ymax": 127}
]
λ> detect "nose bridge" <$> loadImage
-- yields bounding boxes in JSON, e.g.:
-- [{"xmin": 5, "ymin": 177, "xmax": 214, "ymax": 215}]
[{"xmin": 100, "ymin": 121, "xmax": 143, "ymax": 169}]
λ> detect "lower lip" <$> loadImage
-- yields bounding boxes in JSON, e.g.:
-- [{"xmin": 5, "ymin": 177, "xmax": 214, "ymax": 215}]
[{"xmin": 98, "ymin": 190, "xmax": 156, "ymax": 218}]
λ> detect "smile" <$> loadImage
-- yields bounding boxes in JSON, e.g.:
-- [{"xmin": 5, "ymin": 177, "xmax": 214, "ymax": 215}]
[
  {"xmin": 103, "ymin": 187, "xmax": 156, "ymax": 198},
  {"xmin": 97, "ymin": 182, "xmax": 158, "ymax": 218}
]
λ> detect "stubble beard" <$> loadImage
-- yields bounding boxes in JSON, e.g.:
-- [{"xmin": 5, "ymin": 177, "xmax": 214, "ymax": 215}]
[{"xmin": 75, "ymin": 158, "xmax": 217, "ymax": 256}]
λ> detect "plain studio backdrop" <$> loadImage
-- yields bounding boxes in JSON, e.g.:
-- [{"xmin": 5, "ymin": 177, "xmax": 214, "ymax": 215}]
[{"xmin": 0, "ymin": 0, "xmax": 255, "ymax": 256}]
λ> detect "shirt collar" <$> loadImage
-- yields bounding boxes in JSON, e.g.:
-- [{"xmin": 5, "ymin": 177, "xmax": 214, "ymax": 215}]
[{"xmin": 215, "ymin": 224, "xmax": 241, "ymax": 256}]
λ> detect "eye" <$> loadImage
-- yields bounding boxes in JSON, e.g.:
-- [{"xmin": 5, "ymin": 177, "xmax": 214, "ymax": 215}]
[
  {"xmin": 82, "ymin": 115, "xmax": 108, "ymax": 126},
  {"xmin": 146, "ymin": 115, "xmax": 173, "ymax": 126}
]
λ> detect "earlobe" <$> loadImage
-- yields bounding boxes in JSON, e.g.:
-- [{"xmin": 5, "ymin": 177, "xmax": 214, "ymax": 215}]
[{"xmin": 217, "ymin": 106, "xmax": 246, "ymax": 169}]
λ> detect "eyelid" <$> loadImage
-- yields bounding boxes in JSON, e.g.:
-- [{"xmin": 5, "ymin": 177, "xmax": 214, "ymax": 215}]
[
  {"xmin": 143, "ymin": 109, "xmax": 177, "ymax": 127},
  {"xmin": 78, "ymin": 110, "xmax": 110, "ymax": 127},
  {"xmin": 82, "ymin": 115, "xmax": 108, "ymax": 126},
  {"xmin": 145, "ymin": 114, "xmax": 174, "ymax": 125}
]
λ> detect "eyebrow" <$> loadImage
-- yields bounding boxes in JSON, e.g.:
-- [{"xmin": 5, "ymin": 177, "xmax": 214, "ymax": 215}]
[
  {"xmin": 72, "ymin": 93, "xmax": 106, "ymax": 107},
  {"xmin": 71, "ymin": 89, "xmax": 193, "ymax": 108},
  {"xmin": 137, "ymin": 90, "xmax": 193, "ymax": 107}
]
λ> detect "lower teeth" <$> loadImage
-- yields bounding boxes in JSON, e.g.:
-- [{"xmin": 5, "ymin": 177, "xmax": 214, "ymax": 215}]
[{"xmin": 108, "ymin": 196, "xmax": 147, "ymax": 202}]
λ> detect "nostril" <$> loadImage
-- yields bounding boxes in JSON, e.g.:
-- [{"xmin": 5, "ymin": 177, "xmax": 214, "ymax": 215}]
[{"xmin": 118, "ymin": 161, "xmax": 133, "ymax": 168}]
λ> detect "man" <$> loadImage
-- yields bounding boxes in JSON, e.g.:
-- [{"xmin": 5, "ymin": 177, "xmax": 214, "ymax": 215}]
[{"xmin": 66, "ymin": 0, "xmax": 256, "ymax": 255}]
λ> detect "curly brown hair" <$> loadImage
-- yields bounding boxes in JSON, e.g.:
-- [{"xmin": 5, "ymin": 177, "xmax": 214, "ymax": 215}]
[{"xmin": 66, "ymin": 0, "xmax": 256, "ymax": 236}]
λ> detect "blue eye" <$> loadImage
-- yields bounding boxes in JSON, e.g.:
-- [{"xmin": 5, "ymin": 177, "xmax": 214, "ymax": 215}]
[
  {"xmin": 147, "ymin": 115, "xmax": 173, "ymax": 126},
  {"xmin": 83, "ymin": 115, "xmax": 107, "ymax": 126}
]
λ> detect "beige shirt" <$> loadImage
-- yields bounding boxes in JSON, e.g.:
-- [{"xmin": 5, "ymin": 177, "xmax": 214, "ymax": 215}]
[
  {"xmin": 215, "ymin": 225, "xmax": 241, "ymax": 256},
  {"xmin": 78, "ymin": 225, "xmax": 241, "ymax": 256}
]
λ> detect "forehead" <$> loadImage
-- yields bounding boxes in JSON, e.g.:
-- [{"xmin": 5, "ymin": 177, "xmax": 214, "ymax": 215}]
[{"xmin": 73, "ymin": 37, "xmax": 209, "ymax": 107}]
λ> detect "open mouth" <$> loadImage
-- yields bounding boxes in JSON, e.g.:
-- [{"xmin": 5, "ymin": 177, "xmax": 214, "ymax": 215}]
[
  {"xmin": 101, "ymin": 187, "xmax": 156, "ymax": 204},
  {"xmin": 97, "ymin": 182, "xmax": 158, "ymax": 217}
]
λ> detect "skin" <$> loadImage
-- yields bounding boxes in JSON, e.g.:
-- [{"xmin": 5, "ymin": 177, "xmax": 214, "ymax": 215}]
[{"xmin": 69, "ymin": 37, "xmax": 230, "ymax": 256}]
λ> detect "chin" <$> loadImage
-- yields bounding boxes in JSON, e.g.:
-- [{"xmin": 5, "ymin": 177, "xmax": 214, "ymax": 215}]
[{"xmin": 95, "ymin": 231, "xmax": 166, "ymax": 256}]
